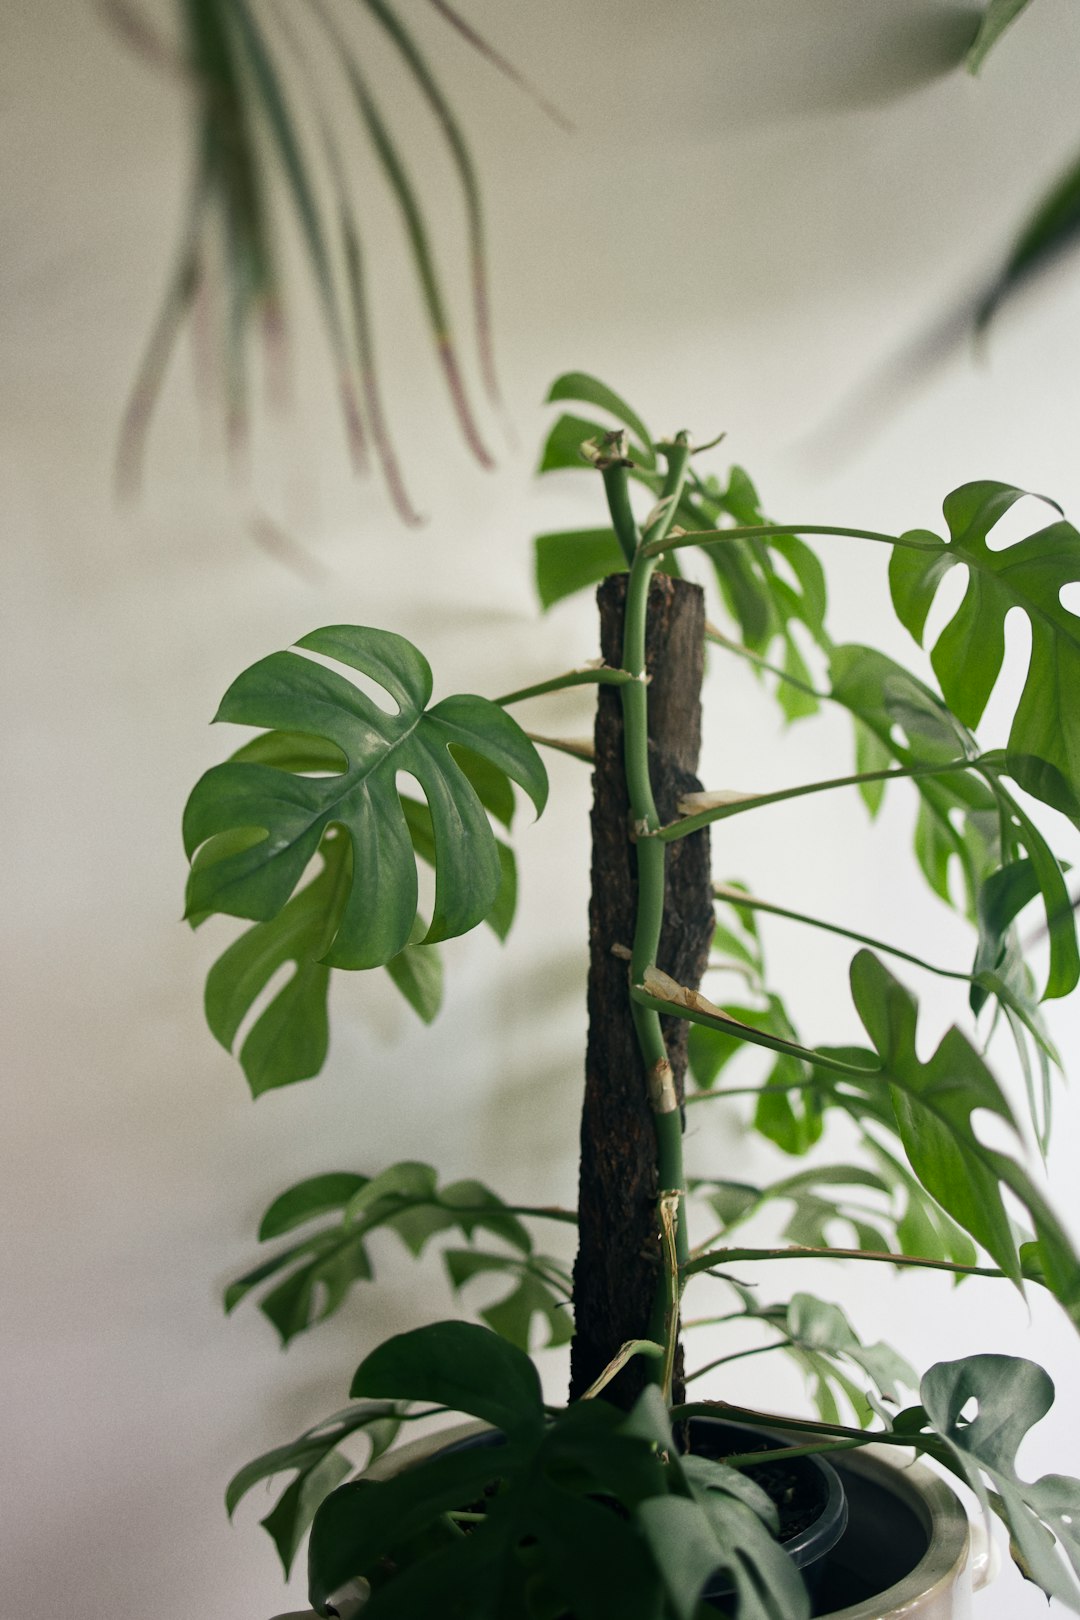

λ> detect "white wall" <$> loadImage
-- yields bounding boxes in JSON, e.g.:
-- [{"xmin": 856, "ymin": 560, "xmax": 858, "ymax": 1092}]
[{"xmin": 4, "ymin": 2, "xmax": 1080, "ymax": 1615}]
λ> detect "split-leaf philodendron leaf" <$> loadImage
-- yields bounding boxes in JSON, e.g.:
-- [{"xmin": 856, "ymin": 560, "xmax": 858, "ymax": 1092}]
[
  {"xmin": 184, "ymin": 625, "xmax": 547, "ymax": 975},
  {"xmin": 889, "ymin": 483, "xmax": 1080, "ymax": 821},
  {"xmin": 851, "ymin": 951, "xmax": 1080, "ymax": 1328},
  {"xmin": 917, "ymin": 1355, "xmax": 1080, "ymax": 1609}
]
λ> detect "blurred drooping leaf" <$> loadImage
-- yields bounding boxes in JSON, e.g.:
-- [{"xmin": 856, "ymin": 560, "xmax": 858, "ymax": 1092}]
[
  {"xmin": 184, "ymin": 626, "xmax": 546, "ymax": 974},
  {"xmin": 226, "ymin": 1400, "xmax": 404, "ymax": 1575},
  {"xmin": 118, "ymin": 0, "xmax": 545, "ymax": 509},
  {"xmin": 850, "ymin": 951, "xmax": 1080, "ymax": 1328},
  {"xmin": 224, "ymin": 1162, "xmax": 545, "ymax": 1344},
  {"xmin": 909, "ymin": 1356, "xmax": 1080, "ymax": 1609},
  {"xmin": 977, "ymin": 144, "xmax": 1080, "ymax": 332},
  {"xmin": 442, "ymin": 1248, "xmax": 573, "ymax": 1350},
  {"xmin": 966, "ymin": 0, "xmax": 1037, "ymax": 72},
  {"xmin": 889, "ymin": 483, "xmax": 1080, "ymax": 821}
]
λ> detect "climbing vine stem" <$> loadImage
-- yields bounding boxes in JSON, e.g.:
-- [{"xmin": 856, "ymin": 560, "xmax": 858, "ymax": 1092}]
[{"xmin": 618, "ymin": 434, "xmax": 693, "ymax": 1363}]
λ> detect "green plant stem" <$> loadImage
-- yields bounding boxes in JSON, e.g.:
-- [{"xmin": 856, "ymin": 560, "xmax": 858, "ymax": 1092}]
[
  {"xmin": 721, "ymin": 1438, "xmax": 872, "ymax": 1469},
  {"xmin": 712, "ymin": 885, "xmax": 971, "ymax": 982},
  {"xmin": 618, "ymin": 436, "xmax": 693, "ymax": 1361},
  {"xmin": 643, "ymin": 522, "xmax": 942, "ymax": 559},
  {"xmin": 705, "ymin": 624, "xmax": 829, "ymax": 703},
  {"xmin": 629, "ymin": 985, "xmax": 880, "ymax": 1078},
  {"xmin": 683, "ymin": 1243, "xmax": 1011, "ymax": 1282},
  {"xmin": 658, "ymin": 756, "xmax": 978, "ymax": 841},
  {"xmin": 603, "ymin": 459, "xmax": 640, "ymax": 564},
  {"xmin": 685, "ymin": 1339, "xmax": 784, "ymax": 1384},
  {"xmin": 672, "ymin": 1399, "xmax": 924, "ymax": 1457},
  {"xmin": 496, "ymin": 667, "xmax": 633, "ymax": 706},
  {"xmin": 685, "ymin": 1079, "xmax": 822, "ymax": 1105}
]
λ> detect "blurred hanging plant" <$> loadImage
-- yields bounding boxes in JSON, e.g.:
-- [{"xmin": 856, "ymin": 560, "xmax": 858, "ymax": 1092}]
[
  {"xmin": 967, "ymin": 0, "xmax": 1080, "ymax": 332},
  {"xmin": 108, "ymin": 0, "xmax": 561, "ymax": 521}
]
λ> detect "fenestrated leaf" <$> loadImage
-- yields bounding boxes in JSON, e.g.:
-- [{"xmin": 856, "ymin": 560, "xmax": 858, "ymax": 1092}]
[
  {"xmin": 443, "ymin": 1249, "xmax": 572, "ymax": 1349},
  {"xmin": 850, "ymin": 950, "xmax": 1080, "ymax": 1328},
  {"xmin": 309, "ymin": 1445, "xmax": 527, "ymax": 1612},
  {"xmin": 183, "ymin": 625, "xmax": 546, "ymax": 971},
  {"xmin": 349, "ymin": 1320, "xmax": 545, "ymax": 1438},
  {"xmin": 384, "ymin": 935, "xmax": 443, "ymax": 1023},
  {"xmin": 689, "ymin": 466, "xmax": 831, "ymax": 667},
  {"xmin": 259, "ymin": 1449, "xmax": 352, "ymax": 1579},
  {"xmin": 259, "ymin": 1172, "xmax": 368, "ymax": 1241},
  {"xmin": 785, "ymin": 1293, "xmax": 916, "ymax": 1404},
  {"xmin": 919, "ymin": 1355, "xmax": 1080, "ymax": 1609},
  {"xmin": 534, "ymin": 527, "xmax": 626, "ymax": 610},
  {"xmin": 889, "ymin": 484, "xmax": 1080, "ymax": 820},
  {"xmin": 828, "ymin": 643, "xmax": 995, "ymax": 909},
  {"xmin": 227, "ymin": 1163, "xmax": 534, "ymax": 1343},
  {"xmin": 203, "ymin": 832, "xmax": 347, "ymax": 1094},
  {"xmin": 545, "ymin": 372, "xmax": 656, "ymax": 466},
  {"xmin": 226, "ymin": 1400, "xmax": 404, "ymax": 1576},
  {"xmin": 966, "ymin": 0, "xmax": 1036, "ymax": 71},
  {"xmin": 695, "ymin": 1164, "xmax": 897, "ymax": 1255},
  {"xmin": 638, "ymin": 1490, "xmax": 809, "ymax": 1620}
]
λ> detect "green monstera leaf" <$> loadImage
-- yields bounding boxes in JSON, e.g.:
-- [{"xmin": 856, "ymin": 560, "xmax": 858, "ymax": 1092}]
[
  {"xmin": 915, "ymin": 1356, "xmax": 1080, "ymax": 1609},
  {"xmin": 889, "ymin": 483, "xmax": 1080, "ymax": 821},
  {"xmin": 851, "ymin": 951, "xmax": 1080, "ymax": 1328},
  {"xmin": 184, "ymin": 625, "xmax": 547, "ymax": 971}
]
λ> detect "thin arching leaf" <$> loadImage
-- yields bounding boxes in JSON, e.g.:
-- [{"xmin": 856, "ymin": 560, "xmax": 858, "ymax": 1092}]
[
  {"xmin": 359, "ymin": 0, "xmax": 500, "ymax": 406},
  {"xmin": 889, "ymin": 483, "xmax": 1080, "ymax": 820},
  {"xmin": 183, "ymin": 625, "xmax": 546, "ymax": 971},
  {"xmin": 321, "ymin": 4, "xmax": 493, "ymax": 466}
]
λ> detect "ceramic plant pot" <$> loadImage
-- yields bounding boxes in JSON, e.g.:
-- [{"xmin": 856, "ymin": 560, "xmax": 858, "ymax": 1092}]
[{"xmin": 272, "ymin": 1422, "xmax": 996, "ymax": 1620}]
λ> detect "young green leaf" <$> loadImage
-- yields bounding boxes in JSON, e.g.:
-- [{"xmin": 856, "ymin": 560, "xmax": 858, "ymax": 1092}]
[
  {"xmin": 183, "ymin": 625, "xmax": 546, "ymax": 970},
  {"xmin": 545, "ymin": 372, "xmax": 656, "ymax": 465},
  {"xmin": 534, "ymin": 527, "xmax": 627, "ymax": 610}
]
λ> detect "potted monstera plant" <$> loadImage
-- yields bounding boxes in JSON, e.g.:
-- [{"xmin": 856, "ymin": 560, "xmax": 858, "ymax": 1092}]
[{"xmin": 183, "ymin": 372, "xmax": 1080, "ymax": 1618}]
